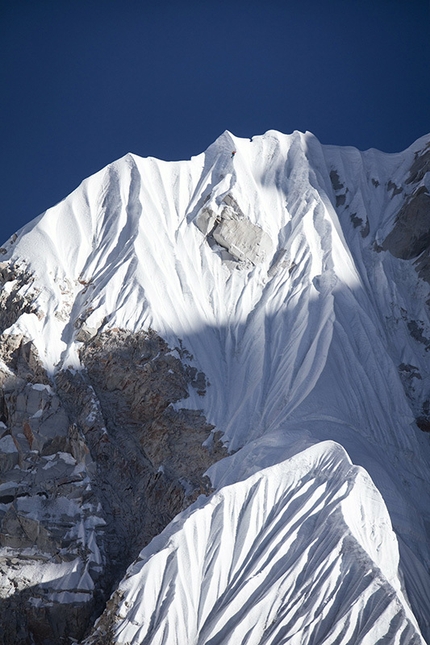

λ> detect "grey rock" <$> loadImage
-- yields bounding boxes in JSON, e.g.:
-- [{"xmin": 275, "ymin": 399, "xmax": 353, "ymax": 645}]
[
  {"xmin": 383, "ymin": 186, "xmax": 430, "ymax": 261},
  {"xmin": 213, "ymin": 216, "xmax": 273, "ymax": 264},
  {"xmin": 0, "ymin": 435, "xmax": 19, "ymax": 473},
  {"xmin": 196, "ymin": 207, "xmax": 218, "ymax": 235},
  {"xmin": 196, "ymin": 197, "xmax": 273, "ymax": 265},
  {"xmin": 406, "ymin": 141, "xmax": 430, "ymax": 185}
]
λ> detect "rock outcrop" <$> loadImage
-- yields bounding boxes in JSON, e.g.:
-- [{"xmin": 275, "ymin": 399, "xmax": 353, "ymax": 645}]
[
  {"xmin": 383, "ymin": 143, "xmax": 430, "ymax": 281},
  {"xmin": 0, "ymin": 346, "xmax": 102, "ymax": 645},
  {"xmin": 196, "ymin": 194, "xmax": 273, "ymax": 265},
  {"xmin": 0, "ymin": 294, "xmax": 225, "ymax": 644}
]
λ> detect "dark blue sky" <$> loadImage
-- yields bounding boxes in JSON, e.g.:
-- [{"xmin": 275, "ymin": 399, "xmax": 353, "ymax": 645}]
[{"xmin": 1, "ymin": 0, "xmax": 429, "ymax": 244}]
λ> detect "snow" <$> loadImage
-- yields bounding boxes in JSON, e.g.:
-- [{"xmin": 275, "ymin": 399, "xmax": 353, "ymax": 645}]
[
  {"xmin": 94, "ymin": 443, "xmax": 424, "ymax": 644},
  {"xmin": 2, "ymin": 129, "xmax": 430, "ymax": 641}
]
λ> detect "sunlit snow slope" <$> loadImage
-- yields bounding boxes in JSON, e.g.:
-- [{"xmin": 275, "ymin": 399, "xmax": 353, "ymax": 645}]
[
  {"xmin": 89, "ymin": 442, "xmax": 423, "ymax": 645},
  {"xmin": 2, "ymin": 130, "xmax": 430, "ymax": 642}
]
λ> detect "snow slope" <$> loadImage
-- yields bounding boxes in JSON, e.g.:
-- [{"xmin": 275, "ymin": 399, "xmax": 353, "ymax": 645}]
[
  {"xmin": 2, "ymin": 129, "xmax": 430, "ymax": 641},
  {"xmin": 88, "ymin": 442, "xmax": 423, "ymax": 645}
]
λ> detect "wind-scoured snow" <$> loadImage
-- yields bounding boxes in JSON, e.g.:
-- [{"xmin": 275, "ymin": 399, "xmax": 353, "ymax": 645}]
[
  {"xmin": 2, "ymin": 129, "xmax": 430, "ymax": 641},
  {"xmin": 89, "ymin": 442, "xmax": 423, "ymax": 645}
]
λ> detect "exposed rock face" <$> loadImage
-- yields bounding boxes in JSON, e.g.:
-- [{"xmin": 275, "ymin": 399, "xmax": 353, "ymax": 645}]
[
  {"xmin": 379, "ymin": 144, "xmax": 430, "ymax": 431},
  {"xmin": 196, "ymin": 194, "xmax": 273, "ymax": 265},
  {"xmin": 58, "ymin": 330, "xmax": 226, "ymax": 594},
  {"xmin": 212, "ymin": 217, "xmax": 272, "ymax": 264},
  {"xmin": 406, "ymin": 142, "xmax": 430, "ymax": 185},
  {"xmin": 80, "ymin": 330, "xmax": 224, "ymax": 485},
  {"xmin": 383, "ymin": 143, "xmax": 430, "ymax": 282},
  {"xmin": 0, "ymin": 262, "xmax": 38, "ymax": 335},
  {"xmin": 0, "ymin": 310, "xmax": 225, "ymax": 643},
  {"xmin": 0, "ymin": 346, "xmax": 102, "ymax": 645},
  {"xmin": 382, "ymin": 186, "xmax": 430, "ymax": 261}
]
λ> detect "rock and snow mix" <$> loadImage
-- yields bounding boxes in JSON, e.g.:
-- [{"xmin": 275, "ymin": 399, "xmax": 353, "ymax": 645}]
[
  {"xmin": 0, "ymin": 130, "xmax": 429, "ymax": 643},
  {"xmin": 87, "ymin": 442, "xmax": 423, "ymax": 645}
]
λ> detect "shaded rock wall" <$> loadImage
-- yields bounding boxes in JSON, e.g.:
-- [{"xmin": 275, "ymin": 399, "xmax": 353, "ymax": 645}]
[
  {"xmin": 383, "ymin": 144, "xmax": 430, "ymax": 283},
  {"xmin": 0, "ymin": 345, "xmax": 103, "ymax": 645},
  {"xmin": 0, "ymin": 312, "xmax": 225, "ymax": 643},
  {"xmin": 381, "ymin": 144, "xmax": 430, "ymax": 430},
  {"xmin": 382, "ymin": 186, "xmax": 430, "ymax": 261},
  {"xmin": 0, "ymin": 262, "xmax": 39, "ymax": 336}
]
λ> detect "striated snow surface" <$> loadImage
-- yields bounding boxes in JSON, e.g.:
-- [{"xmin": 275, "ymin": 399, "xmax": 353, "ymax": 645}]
[
  {"xmin": 89, "ymin": 442, "xmax": 422, "ymax": 644},
  {"xmin": 2, "ymin": 129, "xmax": 430, "ymax": 642}
]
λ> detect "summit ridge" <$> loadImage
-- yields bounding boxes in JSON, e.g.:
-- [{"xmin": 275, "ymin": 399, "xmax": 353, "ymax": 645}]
[{"xmin": 0, "ymin": 130, "xmax": 430, "ymax": 643}]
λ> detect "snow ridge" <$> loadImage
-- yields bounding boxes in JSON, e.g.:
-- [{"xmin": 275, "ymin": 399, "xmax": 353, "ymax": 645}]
[
  {"xmin": 89, "ymin": 443, "xmax": 423, "ymax": 645},
  {"xmin": 2, "ymin": 129, "xmax": 430, "ymax": 642}
]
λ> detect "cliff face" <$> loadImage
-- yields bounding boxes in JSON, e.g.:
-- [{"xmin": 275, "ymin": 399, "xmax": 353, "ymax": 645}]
[
  {"xmin": 0, "ymin": 130, "xmax": 430, "ymax": 643},
  {"xmin": 0, "ymin": 322, "xmax": 224, "ymax": 644},
  {"xmin": 382, "ymin": 143, "xmax": 430, "ymax": 266}
]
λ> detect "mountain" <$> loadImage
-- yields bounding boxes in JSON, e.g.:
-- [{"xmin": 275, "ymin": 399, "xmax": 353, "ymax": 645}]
[{"xmin": 0, "ymin": 129, "xmax": 430, "ymax": 644}]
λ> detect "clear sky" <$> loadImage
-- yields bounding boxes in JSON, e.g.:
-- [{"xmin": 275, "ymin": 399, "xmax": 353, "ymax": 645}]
[{"xmin": 1, "ymin": 0, "xmax": 429, "ymax": 244}]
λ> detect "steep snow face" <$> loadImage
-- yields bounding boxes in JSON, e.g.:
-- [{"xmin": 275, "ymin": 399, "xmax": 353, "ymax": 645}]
[
  {"xmin": 2, "ymin": 130, "xmax": 430, "ymax": 640},
  {"xmin": 87, "ymin": 442, "xmax": 424, "ymax": 645}
]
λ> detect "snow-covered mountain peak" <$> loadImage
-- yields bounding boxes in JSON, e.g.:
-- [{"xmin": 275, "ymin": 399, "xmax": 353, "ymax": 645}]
[
  {"xmin": 1, "ymin": 130, "xmax": 359, "ymax": 366},
  {"xmin": 1, "ymin": 130, "xmax": 430, "ymax": 643}
]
